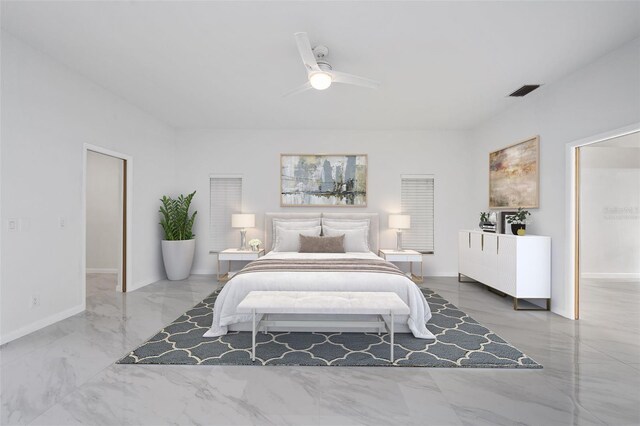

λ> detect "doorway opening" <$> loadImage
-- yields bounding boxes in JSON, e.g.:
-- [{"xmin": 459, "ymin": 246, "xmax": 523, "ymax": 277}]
[
  {"xmin": 83, "ymin": 144, "xmax": 132, "ymax": 301},
  {"xmin": 574, "ymin": 130, "xmax": 640, "ymax": 320}
]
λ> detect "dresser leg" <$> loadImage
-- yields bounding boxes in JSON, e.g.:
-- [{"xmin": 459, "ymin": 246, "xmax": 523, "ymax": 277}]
[
  {"xmin": 458, "ymin": 273, "xmax": 477, "ymax": 283},
  {"xmin": 513, "ymin": 298, "xmax": 551, "ymax": 311}
]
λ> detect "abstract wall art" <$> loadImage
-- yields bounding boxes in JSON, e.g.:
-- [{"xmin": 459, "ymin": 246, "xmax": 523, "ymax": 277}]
[
  {"xmin": 280, "ymin": 154, "xmax": 367, "ymax": 207},
  {"xmin": 489, "ymin": 136, "xmax": 539, "ymax": 209}
]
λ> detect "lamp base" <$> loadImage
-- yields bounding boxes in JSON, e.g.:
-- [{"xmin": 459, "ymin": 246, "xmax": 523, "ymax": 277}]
[
  {"xmin": 239, "ymin": 229, "xmax": 248, "ymax": 251},
  {"xmin": 396, "ymin": 230, "xmax": 404, "ymax": 252}
]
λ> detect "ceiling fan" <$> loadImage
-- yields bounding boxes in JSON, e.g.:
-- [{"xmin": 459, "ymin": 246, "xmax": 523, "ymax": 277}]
[{"xmin": 284, "ymin": 32, "xmax": 381, "ymax": 97}]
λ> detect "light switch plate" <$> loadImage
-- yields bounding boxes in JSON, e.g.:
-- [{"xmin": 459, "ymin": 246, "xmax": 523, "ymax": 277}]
[{"xmin": 7, "ymin": 218, "xmax": 19, "ymax": 231}]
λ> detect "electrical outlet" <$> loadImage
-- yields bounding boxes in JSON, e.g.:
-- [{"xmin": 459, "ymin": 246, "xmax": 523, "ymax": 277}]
[
  {"xmin": 59, "ymin": 217, "xmax": 66, "ymax": 229},
  {"xmin": 8, "ymin": 218, "xmax": 19, "ymax": 231},
  {"xmin": 30, "ymin": 294, "xmax": 40, "ymax": 308}
]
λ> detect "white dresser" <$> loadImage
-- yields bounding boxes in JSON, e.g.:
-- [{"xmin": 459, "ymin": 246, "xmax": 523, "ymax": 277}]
[{"xmin": 458, "ymin": 230, "xmax": 551, "ymax": 310}]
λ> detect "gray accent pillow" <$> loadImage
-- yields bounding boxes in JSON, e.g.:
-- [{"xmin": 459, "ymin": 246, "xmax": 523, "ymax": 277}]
[{"xmin": 299, "ymin": 235, "xmax": 346, "ymax": 253}]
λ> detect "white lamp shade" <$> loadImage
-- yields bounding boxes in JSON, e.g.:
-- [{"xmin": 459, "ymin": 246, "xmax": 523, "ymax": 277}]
[
  {"xmin": 389, "ymin": 214, "xmax": 410, "ymax": 230},
  {"xmin": 231, "ymin": 213, "xmax": 255, "ymax": 228}
]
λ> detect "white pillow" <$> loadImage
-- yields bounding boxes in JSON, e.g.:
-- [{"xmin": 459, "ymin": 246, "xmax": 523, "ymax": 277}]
[
  {"xmin": 273, "ymin": 226, "xmax": 321, "ymax": 252},
  {"xmin": 322, "ymin": 218, "xmax": 370, "ymax": 229},
  {"xmin": 272, "ymin": 219, "xmax": 321, "ymax": 249},
  {"xmin": 322, "ymin": 226, "xmax": 370, "ymax": 252}
]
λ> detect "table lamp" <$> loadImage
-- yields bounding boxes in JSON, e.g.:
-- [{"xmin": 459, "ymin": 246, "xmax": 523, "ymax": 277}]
[
  {"xmin": 231, "ymin": 213, "xmax": 255, "ymax": 250},
  {"xmin": 389, "ymin": 214, "xmax": 411, "ymax": 251}
]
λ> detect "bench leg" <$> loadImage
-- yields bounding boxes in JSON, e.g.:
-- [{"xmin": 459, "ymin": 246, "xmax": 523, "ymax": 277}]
[
  {"xmin": 252, "ymin": 309, "xmax": 256, "ymax": 361},
  {"xmin": 390, "ymin": 312, "xmax": 394, "ymax": 363}
]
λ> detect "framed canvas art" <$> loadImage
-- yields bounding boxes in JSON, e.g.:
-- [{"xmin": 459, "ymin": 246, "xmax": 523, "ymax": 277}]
[
  {"xmin": 280, "ymin": 154, "xmax": 367, "ymax": 207},
  {"xmin": 489, "ymin": 136, "xmax": 539, "ymax": 209}
]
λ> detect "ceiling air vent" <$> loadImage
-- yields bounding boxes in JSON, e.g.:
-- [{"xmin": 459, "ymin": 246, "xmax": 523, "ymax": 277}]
[{"xmin": 509, "ymin": 85, "xmax": 540, "ymax": 97}]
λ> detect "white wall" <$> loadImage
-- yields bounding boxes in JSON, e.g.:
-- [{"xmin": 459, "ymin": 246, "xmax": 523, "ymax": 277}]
[
  {"xmin": 580, "ymin": 145, "xmax": 640, "ymax": 280},
  {"xmin": 175, "ymin": 129, "xmax": 473, "ymax": 277},
  {"xmin": 0, "ymin": 33, "xmax": 177, "ymax": 344},
  {"xmin": 86, "ymin": 151, "xmax": 123, "ymax": 273},
  {"xmin": 469, "ymin": 38, "xmax": 640, "ymax": 318}
]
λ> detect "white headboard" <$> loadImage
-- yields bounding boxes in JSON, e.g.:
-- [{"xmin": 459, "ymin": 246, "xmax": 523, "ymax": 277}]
[{"xmin": 264, "ymin": 212, "xmax": 380, "ymax": 254}]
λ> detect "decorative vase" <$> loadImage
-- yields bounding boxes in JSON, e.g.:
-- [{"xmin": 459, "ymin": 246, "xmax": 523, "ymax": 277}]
[
  {"xmin": 511, "ymin": 224, "xmax": 526, "ymax": 235},
  {"xmin": 161, "ymin": 239, "xmax": 196, "ymax": 280}
]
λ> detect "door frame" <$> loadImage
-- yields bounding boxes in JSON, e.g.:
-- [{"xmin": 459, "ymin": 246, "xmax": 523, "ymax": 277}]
[
  {"xmin": 82, "ymin": 144, "xmax": 133, "ymax": 296},
  {"xmin": 566, "ymin": 122, "xmax": 640, "ymax": 319}
]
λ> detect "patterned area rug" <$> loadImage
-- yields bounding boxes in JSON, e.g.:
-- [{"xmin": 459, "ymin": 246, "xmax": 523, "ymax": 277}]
[{"xmin": 118, "ymin": 288, "xmax": 541, "ymax": 368}]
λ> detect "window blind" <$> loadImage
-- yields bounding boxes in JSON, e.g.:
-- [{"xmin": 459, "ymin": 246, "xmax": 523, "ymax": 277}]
[
  {"xmin": 401, "ymin": 175, "xmax": 435, "ymax": 253},
  {"xmin": 210, "ymin": 176, "xmax": 242, "ymax": 252}
]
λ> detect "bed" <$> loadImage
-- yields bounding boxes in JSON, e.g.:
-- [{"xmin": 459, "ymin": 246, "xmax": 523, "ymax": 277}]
[{"xmin": 203, "ymin": 213, "xmax": 434, "ymax": 339}]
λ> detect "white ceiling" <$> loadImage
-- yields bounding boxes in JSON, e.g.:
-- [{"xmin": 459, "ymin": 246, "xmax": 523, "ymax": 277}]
[{"xmin": 2, "ymin": 1, "xmax": 639, "ymax": 130}]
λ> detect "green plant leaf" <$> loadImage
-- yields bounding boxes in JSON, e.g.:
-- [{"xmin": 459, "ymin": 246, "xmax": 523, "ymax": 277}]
[{"xmin": 158, "ymin": 191, "xmax": 197, "ymax": 241}]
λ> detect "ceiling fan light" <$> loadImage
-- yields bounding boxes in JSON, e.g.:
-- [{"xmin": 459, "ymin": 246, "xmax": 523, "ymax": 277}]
[{"xmin": 309, "ymin": 72, "xmax": 332, "ymax": 90}]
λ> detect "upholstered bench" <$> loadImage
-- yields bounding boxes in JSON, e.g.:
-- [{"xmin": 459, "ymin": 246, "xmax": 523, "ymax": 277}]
[{"xmin": 236, "ymin": 291, "xmax": 410, "ymax": 362}]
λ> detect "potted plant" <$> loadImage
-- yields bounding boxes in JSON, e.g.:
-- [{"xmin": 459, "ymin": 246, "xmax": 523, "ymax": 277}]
[
  {"xmin": 506, "ymin": 207, "xmax": 531, "ymax": 236},
  {"xmin": 479, "ymin": 211, "xmax": 497, "ymax": 232},
  {"xmin": 479, "ymin": 212, "xmax": 490, "ymax": 228},
  {"xmin": 159, "ymin": 191, "xmax": 197, "ymax": 280}
]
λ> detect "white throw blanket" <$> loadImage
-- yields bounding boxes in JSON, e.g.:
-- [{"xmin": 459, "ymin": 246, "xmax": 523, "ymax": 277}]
[{"xmin": 204, "ymin": 251, "xmax": 435, "ymax": 339}]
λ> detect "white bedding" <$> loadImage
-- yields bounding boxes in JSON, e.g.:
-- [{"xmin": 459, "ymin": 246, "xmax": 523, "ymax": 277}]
[{"xmin": 203, "ymin": 251, "xmax": 435, "ymax": 339}]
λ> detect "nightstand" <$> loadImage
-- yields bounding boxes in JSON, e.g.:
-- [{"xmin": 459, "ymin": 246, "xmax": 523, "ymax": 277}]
[
  {"xmin": 217, "ymin": 249, "xmax": 264, "ymax": 282},
  {"xmin": 378, "ymin": 249, "xmax": 424, "ymax": 283}
]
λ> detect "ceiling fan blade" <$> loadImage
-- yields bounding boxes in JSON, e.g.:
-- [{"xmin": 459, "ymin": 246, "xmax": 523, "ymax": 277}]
[
  {"xmin": 283, "ymin": 81, "xmax": 313, "ymax": 97},
  {"xmin": 294, "ymin": 32, "xmax": 320, "ymax": 72},
  {"xmin": 332, "ymin": 71, "xmax": 381, "ymax": 90}
]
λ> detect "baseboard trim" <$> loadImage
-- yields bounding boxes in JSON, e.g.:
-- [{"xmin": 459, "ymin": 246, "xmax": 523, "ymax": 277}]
[
  {"xmin": 86, "ymin": 268, "xmax": 118, "ymax": 274},
  {"xmin": 0, "ymin": 303, "xmax": 85, "ymax": 346},
  {"xmin": 581, "ymin": 272, "xmax": 640, "ymax": 281}
]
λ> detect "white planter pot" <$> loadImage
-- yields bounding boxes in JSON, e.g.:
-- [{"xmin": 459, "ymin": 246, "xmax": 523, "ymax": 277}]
[{"xmin": 161, "ymin": 239, "xmax": 196, "ymax": 281}]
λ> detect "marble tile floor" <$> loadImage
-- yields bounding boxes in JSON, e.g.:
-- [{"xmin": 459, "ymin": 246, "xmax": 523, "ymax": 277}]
[{"xmin": 1, "ymin": 274, "xmax": 639, "ymax": 425}]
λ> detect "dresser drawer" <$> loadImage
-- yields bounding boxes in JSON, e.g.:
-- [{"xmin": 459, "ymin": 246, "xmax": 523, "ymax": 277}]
[
  {"xmin": 218, "ymin": 252, "xmax": 262, "ymax": 261},
  {"xmin": 240, "ymin": 253, "xmax": 260, "ymax": 261},
  {"xmin": 385, "ymin": 254, "xmax": 409, "ymax": 262}
]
